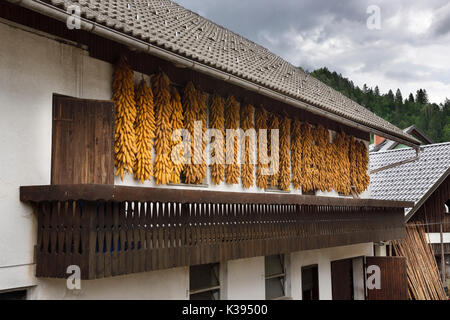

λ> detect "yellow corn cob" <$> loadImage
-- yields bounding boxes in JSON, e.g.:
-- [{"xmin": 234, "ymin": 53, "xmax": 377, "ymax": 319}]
[
  {"xmin": 134, "ymin": 79, "xmax": 155, "ymax": 183},
  {"xmin": 210, "ymin": 94, "xmax": 225, "ymax": 185},
  {"xmin": 152, "ymin": 72, "xmax": 173, "ymax": 185},
  {"xmin": 225, "ymin": 95, "xmax": 240, "ymax": 185},
  {"xmin": 112, "ymin": 56, "xmax": 136, "ymax": 181}
]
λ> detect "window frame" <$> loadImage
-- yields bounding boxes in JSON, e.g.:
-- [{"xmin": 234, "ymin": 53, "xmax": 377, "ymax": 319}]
[
  {"xmin": 264, "ymin": 254, "xmax": 286, "ymax": 300},
  {"xmin": 189, "ymin": 263, "xmax": 221, "ymax": 300}
]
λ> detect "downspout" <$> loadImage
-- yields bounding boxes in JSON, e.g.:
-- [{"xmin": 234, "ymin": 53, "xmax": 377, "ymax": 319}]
[{"xmin": 10, "ymin": 0, "xmax": 420, "ymax": 149}]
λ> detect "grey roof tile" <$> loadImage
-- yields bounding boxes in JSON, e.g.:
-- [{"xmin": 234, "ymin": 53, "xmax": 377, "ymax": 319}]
[
  {"xmin": 44, "ymin": 0, "xmax": 419, "ymax": 144},
  {"xmin": 370, "ymin": 143, "xmax": 450, "ymax": 207}
]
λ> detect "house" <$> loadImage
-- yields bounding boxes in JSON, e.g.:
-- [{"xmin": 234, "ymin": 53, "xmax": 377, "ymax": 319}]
[
  {"xmin": 370, "ymin": 142, "xmax": 450, "ymax": 289},
  {"xmin": 0, "ymin": 0, "xmax": 419, "ymax": 300},
  {"xmin": 370, "ymin": 125, "xmax": 434, "ymax": 152}
]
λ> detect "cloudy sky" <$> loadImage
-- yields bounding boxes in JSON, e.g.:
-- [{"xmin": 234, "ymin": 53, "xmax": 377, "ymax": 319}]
[{"xmin": 176, "ymin": 0, "xmax": 450, "ymax": 104}]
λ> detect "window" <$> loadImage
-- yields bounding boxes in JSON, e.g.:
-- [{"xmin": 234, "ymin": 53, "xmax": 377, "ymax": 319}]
[
  {"xmin": 265, "ymin": 255, "xmax": 286, "ymax": 299},
  {"xmin": 189, "ymin": 263, "xmax": 220, "ymax": 300},
  {"xmin": 0, "ymin": 289, "xmax": 27, "ymax": 300},
  {"xmin": 301, "ymin": 265, "xmax": 319, "ymax": 300}
]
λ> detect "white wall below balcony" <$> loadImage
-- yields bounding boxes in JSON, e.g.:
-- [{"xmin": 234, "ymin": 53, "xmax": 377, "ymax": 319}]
[{"xmin": 29, "ymin": 267, "xmax": 189, "ymax": 300}]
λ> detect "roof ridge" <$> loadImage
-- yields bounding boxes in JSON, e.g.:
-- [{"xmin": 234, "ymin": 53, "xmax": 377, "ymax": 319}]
[{"xmin": 371, "ymin": 141, "xmax": 450, "ymax": 155}]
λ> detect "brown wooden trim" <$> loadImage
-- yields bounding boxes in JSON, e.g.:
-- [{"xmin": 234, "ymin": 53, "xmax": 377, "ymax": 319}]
[{"xmin": 20, "ymin": 184, "xmax": 414, "ymax": 208}]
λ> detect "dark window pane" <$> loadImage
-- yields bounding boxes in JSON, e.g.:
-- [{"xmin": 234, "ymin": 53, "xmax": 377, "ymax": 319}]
[
  {"xmin": 302, "ymin": 265, "xmax": 319, "ymax": 300},
  {"xmin": 265, "ymin": 255, "xmax": 284, "ymax": 277},
  {"xmin": 0, "ymin": 290, "xmax": 27, "ymax": 300},
  {"xmin": 189, "ymin": 263, "xmax": 220, "ymax": 300},
  {"xmin": 265, "ymin": 277, "xmax": 285, "ymax": 300}
]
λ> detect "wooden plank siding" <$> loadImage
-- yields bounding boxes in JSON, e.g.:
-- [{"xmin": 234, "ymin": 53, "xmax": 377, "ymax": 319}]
[
  {"xmin": 22, "ymin": 185, "xmax": 408, "ymax": 280},
  {"xmin": 409, "ymin": 176, "xmax": 450, "ymax": 233}
]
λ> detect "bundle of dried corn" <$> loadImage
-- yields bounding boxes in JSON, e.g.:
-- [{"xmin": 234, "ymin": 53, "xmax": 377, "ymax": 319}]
[
  {"xmin": 255, "ymin": 107, "xmax": 269, "ymax": 189},
  {"xmin": 301, "ymin": 123, "xmax": 314, "ymax": 192},
  {"xmin": 241, "ymin": 103, "xmax": 255, "ymax": 189},
  {"xmin": 315, "ymin": 125, "xmax": 332, "ymax": 192},
  {"xmin": 152, "ymin": 72, "xmax": 173, "ymax": 185},
  {"xmin": 349, "ymin": 138, "xmax": 370, "ymax": 193},
  {"xmin": 291, "ymin": 118, "xmax": 302, "ymax": 190},
  {"xmin": 392, "ymin": 224, "xmax": 447, "ymax": 300},
  {"xmin": 279, "ymin": 114, "xmax": 291, "ymax": 191},
  {"xmin": 332, "ymin": 131, "xmax": 351, "ymax": 195},
  {"xmin": 169, "ymin": 88, "xmax": 184, "ymax": 184},
  {"xmin": 310, "ymin": 126, "xmax": 322, "ymax": 190},
  {"xmin": 182, "ymin": 82, "xmax": 202, "ymax": 184},
  {"xmin": 113, "ymin": 57, "xmax": 137, "ymax": 181},
  {"xmin": 134, "ymin": 79, "xmax": 155, "ymax": 183},
  {"xmin": 209, "ymin": 94, "xmax": 225, "ymax": 185},
  {"xmin": 225, "ymin": 95, "xmax": 240, "ymax": 185},
  {"xmin": 268, "ymin": 113, "xmax": 280, "ymax": 188},
  {"xmin": 196, "ymin": 89, "xmax": 208, "ymax": 183}
]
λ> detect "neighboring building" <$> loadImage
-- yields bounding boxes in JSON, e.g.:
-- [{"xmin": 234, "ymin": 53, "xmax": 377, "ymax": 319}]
[
  {"xmin": 370, "ymin": 125, "xmax": 434, "ymax": 152},
  {"xmin": 370, "ymin": 142, "xmax": 450, "ymax": 288},
  {"xmin": 0, "ymin": 0, "xmax": 419, "ymax": 300}
]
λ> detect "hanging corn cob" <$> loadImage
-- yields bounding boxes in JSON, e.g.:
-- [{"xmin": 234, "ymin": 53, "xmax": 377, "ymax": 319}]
[
  {"xmin": 268, "ymin": 113, "xmax": 280, "ymax": 188},
  {"xmin": 359, "ymin": 140, "xmax": 370, "ymax": 191},
  {"xmin": 225, "ymin": 95, "xmax": 240, "ymax": 185},
  {"xmin": 113, "ymin": 56, "xmax": 137, "ymax": 181},
  {"xmin": 301, "ymin": 123, "xmax": 314, "ymax": 192},
  {"xmin": 241, "ymin": 103, "xmax": 255, "ymax": 189},
  {"xmin": 310, "ymin": 126, "xmax": 321, "ymax": 190},
  {"xmin": 134, "ymin": 79, "xmax": 155, "ymax": 183},
  {"xmin": 315, "ymin": 125, "xmax": 332, "ymax": 192},
  {"xmin": 152, "ymin": 72, "xmax": 173, "ymax": 185},
  {"xmin": 255, "ymin": 107, "xmax": 269, "ymax": 189},
  {"xmin": 291, "ymin": 118, "xmax": 302, "ymax": 190},
  {"xmin": 169, "ymin": 88, "xmax": 184, "ymax": 184},
  {"xmin": 196, "ymin": 89, "xmax": 208, "ymax": 184},
  {"xmin": 332, "ymin": 131, "xmax": 351, "ymax": 195},
  {"xmin": 279, "ymin": 114, "xmax": 291, "ymax": 191},
  {"xmin": 183, "ymin": 82, "xmax": 199, "ymax": 184},
  {"xmin": 350, "ymin": 138, "xmax": 370, "ymax": 194},
  {"xmin": 209, "ymin": 94, "xmax": 225, "ymax": 185}
]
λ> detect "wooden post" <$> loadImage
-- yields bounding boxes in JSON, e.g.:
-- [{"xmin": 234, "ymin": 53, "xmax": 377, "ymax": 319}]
[{"xmin": 440, "ymin": 221, "xmax": 445, "ymax": 284}]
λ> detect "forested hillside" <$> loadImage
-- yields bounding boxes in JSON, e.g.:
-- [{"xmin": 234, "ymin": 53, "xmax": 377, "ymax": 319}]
[{"xmin": 310, "ymin": 67, "xmax": 450, "ymax": 143}]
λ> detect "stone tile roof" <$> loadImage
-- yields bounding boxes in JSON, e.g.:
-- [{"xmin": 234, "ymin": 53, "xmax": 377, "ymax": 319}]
[
  {"xmin": 370, "ymin": 143, "xmax": 450, "ymax": 209},
  {"xmin": 45, "ymin": 0, "xmax": 419, "ymax": 144}
]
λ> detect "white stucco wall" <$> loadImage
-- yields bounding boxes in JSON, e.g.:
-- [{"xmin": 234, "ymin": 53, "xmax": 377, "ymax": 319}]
[
  {"xmin": 29, "ymin": 267, "xmax": 189, "ymax": 300},
  {"xmin": 289, "ymin": 242, "xmax": 373, "ymax": 300}
]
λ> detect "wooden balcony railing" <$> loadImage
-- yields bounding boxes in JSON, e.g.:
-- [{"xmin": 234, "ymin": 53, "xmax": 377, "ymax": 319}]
[{"xmin": 20, "ymin": 184, "xmax": 413, "ymax": 279}]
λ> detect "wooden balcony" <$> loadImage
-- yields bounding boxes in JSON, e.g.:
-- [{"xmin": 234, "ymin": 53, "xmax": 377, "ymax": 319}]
[{"xmin": 20, "ymin": 184, "xmax": 413, "ymax": 279}]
